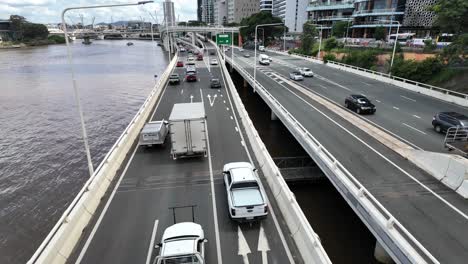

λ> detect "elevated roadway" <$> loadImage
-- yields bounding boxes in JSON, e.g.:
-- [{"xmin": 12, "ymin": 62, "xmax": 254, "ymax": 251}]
[
  {"xmin": 72, "ymin": 42, "xmax": 301, "ymax": 264},
  {"xmin": 225, "ymin": 48, "xmax": 468, "ymax": 263}
]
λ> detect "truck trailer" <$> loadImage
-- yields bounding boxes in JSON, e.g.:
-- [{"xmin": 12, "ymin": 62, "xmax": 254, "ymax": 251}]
[{"xmin": 169, "ymin": 102, "xmax": 207, "ymax": 159}]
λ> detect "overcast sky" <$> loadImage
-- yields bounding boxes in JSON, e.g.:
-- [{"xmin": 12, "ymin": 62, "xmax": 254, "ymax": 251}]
[{"xmin": 0, "ymin": 0, "xmax": 197, "ymax": 24}]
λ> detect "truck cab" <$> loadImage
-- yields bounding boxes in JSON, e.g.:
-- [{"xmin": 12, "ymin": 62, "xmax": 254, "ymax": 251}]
[
  {"xmin": 154, "ymin": 222, "xmax": 207, "ymax": 264},
  {"xmin": 259, "ymin": 54, "xmax": 270, "ymax": 65}
]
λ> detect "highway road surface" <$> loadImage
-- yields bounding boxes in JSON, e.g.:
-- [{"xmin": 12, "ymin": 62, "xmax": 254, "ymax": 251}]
[
  {"xmin": 72, "ymin": 44, "xmax": 302, "ymax": 264},
  {"xmin": 227, "ymin": 49, "xmax": 468, "ymax": 263}
]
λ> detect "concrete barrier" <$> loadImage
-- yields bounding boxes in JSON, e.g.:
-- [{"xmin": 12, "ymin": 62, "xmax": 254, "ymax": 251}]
[
  {"xmin": 217, "ymin": 45, "xmax": 332, "ymax": 264},
  {"xmin": 406, "ymin": 150, "xmax": 468, "ymax": 198},
  {"xmin": 28, "ymin": 54, "xmax": 179, "ymax": 264}
]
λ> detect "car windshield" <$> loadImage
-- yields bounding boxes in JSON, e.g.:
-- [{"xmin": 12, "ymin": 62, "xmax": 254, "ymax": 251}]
[
  {"xmin": 357, "ymin": 98, "xmax": 370, "ymax": 104},
  {"xmin": 157, "ymin": 255, "xmax": 201, "ymax": 264},
  {"xmin": 211, "ymin": 79, "xmax": 219, "ymax": 83},
  {"xmin": 231, "ymin": 181, "xmax": 258, "ymax": 189},
  {"xmin": 303, "ymin": 68, "xmax": 310, "ymax": 72},
  {"xmin": 171, "ymin": 74, "xmax": 179, "ymax": 78},
  {"xmin": 293, "ymin": 72, "xmax": 300, "ymax": 75}
]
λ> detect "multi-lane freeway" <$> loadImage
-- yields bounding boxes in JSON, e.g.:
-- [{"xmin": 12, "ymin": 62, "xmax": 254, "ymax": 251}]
[
  {"xmin": 72, "ymin": 43, "xmax": 301, "ymax": 264},
  {"xmin": 226, "ymin": 48, "xmax": 468, "ymax": 263}
]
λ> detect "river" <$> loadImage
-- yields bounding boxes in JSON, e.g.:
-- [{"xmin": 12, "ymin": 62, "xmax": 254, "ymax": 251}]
[{"xmin": 0, "ymin": 40, "xmax": 170, "ymax": 264}]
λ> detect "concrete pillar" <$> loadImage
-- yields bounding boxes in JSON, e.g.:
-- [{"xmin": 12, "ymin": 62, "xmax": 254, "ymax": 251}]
[
  {"xmin": 374, "ymin": 241, "xmax": 394, "ymax": 264},
  {"xmin": 271, "ymin": 110, "xmax": 279, "ymax": 121},
  {"xmin": 191, "ymin": 32, "xmax": 196, "ymax": 46}
]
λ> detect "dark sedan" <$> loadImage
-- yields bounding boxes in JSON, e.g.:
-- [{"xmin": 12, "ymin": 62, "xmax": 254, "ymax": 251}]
[
  {"xmin": 210, "ymin": 78, "xmax": 221, "ymax": 88},
  {"xmin": 345, "ymin": 94, "xmax": 376, "ymax": 114}
]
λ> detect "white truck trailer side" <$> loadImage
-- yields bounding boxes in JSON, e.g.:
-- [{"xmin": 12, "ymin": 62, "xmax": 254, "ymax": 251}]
[{"xmin": 169, "ymin": 102, "xmax": 207, "ymax": 159}]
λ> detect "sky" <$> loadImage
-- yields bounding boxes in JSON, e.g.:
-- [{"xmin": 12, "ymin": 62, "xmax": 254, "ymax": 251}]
[{"xmin": 0, "ymin": 0, "xmax": 197, "ymax": 24}]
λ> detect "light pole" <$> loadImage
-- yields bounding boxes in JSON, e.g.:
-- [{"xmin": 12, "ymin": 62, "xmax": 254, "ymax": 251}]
[
  {"xmin": 307, "ymin": 23, "xmax": 324, "ymax": 60},
  {"xmin": 379, "ymin": 19, "xmax": 400, "ymax": 73},
  {"xmin": 253, "ymin": 23, "xmax": 283, "ymax": 92},
  {"xmin": 61, "ymin": 1, "xmax": 153, "ymax": 177}
]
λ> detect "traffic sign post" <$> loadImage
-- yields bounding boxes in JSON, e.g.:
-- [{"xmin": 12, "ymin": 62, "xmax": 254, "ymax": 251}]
[{"xmin": 216, "ymin": 33, "xmax": 232, "ymax": 45}]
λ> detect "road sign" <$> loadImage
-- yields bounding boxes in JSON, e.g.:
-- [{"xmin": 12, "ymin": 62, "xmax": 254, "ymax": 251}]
[{"xmin": 216, "ymin": 33, "xmax": 232, "ymax": 45}]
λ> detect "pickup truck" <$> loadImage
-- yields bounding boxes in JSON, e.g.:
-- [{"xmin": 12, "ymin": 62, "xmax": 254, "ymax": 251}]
[
  {"xmin": 169, "ymin": 74, "xmax": 180, "ymax": 85},
  {"xmin": 153, "ymin": 222, "xmax": 207, "ymax": 264},
  {"xmin": 223, "ymin": 162, "xmax": 268, "ymax": 221}
]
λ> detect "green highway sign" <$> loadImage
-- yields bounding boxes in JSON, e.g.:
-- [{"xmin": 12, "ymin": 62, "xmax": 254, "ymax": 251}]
[{"xmin": 216, "ymin": 33, "xmax": 232, "ymax": 45}]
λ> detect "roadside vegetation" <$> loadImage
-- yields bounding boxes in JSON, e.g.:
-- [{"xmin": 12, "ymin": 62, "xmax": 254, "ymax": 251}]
[{"xmin": 286, "ymin": 0, "xmax": 467, "ymax": 91}]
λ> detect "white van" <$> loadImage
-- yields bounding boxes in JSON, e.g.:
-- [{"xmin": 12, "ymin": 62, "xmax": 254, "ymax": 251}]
[
  {"xmin": 259, "ymin": 54, "xmax": 270, "ymax": 65},
  {"xmin": 258, "ymin": 45, "xmax": 265, "ymax": 52}
]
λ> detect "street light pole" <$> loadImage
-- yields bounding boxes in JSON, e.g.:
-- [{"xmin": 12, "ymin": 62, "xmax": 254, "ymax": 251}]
[
  {"xmin": 390, "ymin": 21, "xmax": 400, "ymax": 72},
  {"xmin": 61, "ymin": 1, "xmax": 153, "ymax": 177},
  {"xmin": 254, "ymin": 23, "xmax": 283, "ymax": 92},
  {"xmin": 317, "ymin": 26, "xmax": 323, "ymax": 60}
]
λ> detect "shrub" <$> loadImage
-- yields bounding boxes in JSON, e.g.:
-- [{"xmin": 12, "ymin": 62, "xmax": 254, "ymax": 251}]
[
  {"xmin": 391, "ymin": 56, "xmax": 443, "ymax": 83},
  {"xmin": 423, "ymin": 39, "xmax": 437, "ymax": 52},
  {"xmin": 324, "ymin": 37, "xmax": 338, "ymax": 51},
  {"xmin": 323, "ymin": 53, "xmax": 336, "ymax": 63},
  {"xmin": 341, "ymin": 50, "xmax": 378, "ymax": 69},
  {"xmin": 48, "ymin": 35, "xmax": 66, "ymax": 44}
]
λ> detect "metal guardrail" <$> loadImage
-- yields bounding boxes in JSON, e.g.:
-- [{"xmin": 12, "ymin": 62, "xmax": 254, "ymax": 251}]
[
  {"xmin": 326, "ymin": 60, "xmax": 468, "ymax": 99},
  {"xmin": 28, "ymin": 53, "xmax": 179, "ymax": 264},
  {"xmin": 444, "ymin": 126, "xmax": 468, "ymax": 156},
  {"xmin": 227, "ymin": 56, "xmax": 439, "ymax": 264}
]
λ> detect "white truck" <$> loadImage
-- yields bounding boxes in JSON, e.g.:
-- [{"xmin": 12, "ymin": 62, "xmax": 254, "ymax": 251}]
[
  {"xmin": 223, "ymin": 162, "xmax": 269, "ymax": 221},
  {"xmin": 139, "ymin": 120, "xmax": 169, "ymax": 146},
  {"xmin": 258, "ymin": 54, "xmax": 270, "ymax": 65},
  {"xmin": 258, "ymin": 45, "xmax": 265, "ymax": 52},
  {"xmin": 169, "ymin": 103, "xmax": 207, "ymax": 159},
  {"xmin": 153, "ymin": 222, "xmax": 207, "ymax": 264}
]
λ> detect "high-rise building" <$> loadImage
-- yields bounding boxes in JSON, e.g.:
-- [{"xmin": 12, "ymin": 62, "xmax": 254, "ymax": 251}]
[
  {"xmin": 260, "ymin": 0, "xmax": 273, "ymax": 12},
  {"xmin": 214, "ymin": 0, "xmax": 228, "ymax": 26},
  {"xmin": 163, "ymin": 0, "xmax": 176, "ymax": 26},
  {"xmin": 273, "ymin": 0, "xmax": 286, "ymax": 20},
  {"xmin": 284, "ymin": 0, "xmax": 309, "ymax": 32},
  {"xmin": 198, "ymin": 0, "xmax": 203, "ymax": 22},
  {"xmin": 226, "ymin": 0, "xmax": 259, "ymax": 24},
  {"xmin": 202, "ymin": 0, "xmax": 215, "ymax": 24}
]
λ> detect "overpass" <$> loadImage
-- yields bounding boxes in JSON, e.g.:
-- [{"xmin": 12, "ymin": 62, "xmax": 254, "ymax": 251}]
[
  {"xmin": 27, "ymin": 39, "xmax": 330, "ymax": 264},
  {"xmin": 222, "ymin": 45, "xmax": 468, "ymax": 264}
]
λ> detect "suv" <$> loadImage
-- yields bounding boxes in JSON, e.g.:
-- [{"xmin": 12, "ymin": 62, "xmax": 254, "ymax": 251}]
[
  {"xmin": 169, "ymin": 74, "xmax": 180, "ymax": 85},
  {"xmin": 432, "ymin": 112, "xmax": 468, "ymax": 133},
  {"xmin": 153, "ymin": 222, "xmax": 207, "ymax": 264},
  {"xmin": 210, "ymin": 78, "xmax": 221, "ymax": 88},
  {"xmin": 344, "ymin": 94, "xmax": 376, "ymax": 114},
  {"xmin": 298, "ymin": 67, "xmax": 314, "ymax": 77}
]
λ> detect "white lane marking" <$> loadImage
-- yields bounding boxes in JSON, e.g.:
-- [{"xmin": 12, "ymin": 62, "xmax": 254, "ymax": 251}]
[
  {"xmin": 218, "ymin": 89, "xmax": 221, "ymax": 93},
  {"xmin": 402, "ymin": 123, "xmax": 427, "ymax": 135},
  {"xmin": 238, "ymin": 226, "xmax": 251, "ymax": 264},
  {"xmin": 227, "ymin": 107, "xmax": 230, "ymax": 111},
  {"xmin": 200, "ymin": 88, "xmax": 223, "ymax": 264},
  {"xmin": 317, "ymin": 83, "xmax": 328, "ymax": 90},
  {"xmin": 376, "ymin": 100, "xmax": 381, "ymax": 103},
  {"xmin": 393, "ymin": 106, "xmax": 399, "ymax": 110},
  {"xmin": 219, "ymin": 57, "xmax": 295, "ymax": 263},
  {"xmin": 363, "ymin": 82, "xmax": 372, "ymax": 86},
  {"xmin": 273, "ymin": 78, "xmax": 468, "ymax": 221},
  {"xmin": 181, "ymin": 89, "xmax": 184, "ymax": 95},
  {"xmin": 76, "ymin": 144, "xmax": 140, "ymax": 263},
  {"xmin": 230, "ymin": 115, "xmax": 233, "ymax": 120},
  {"xmin": 413, "ymin": 115, "xmax": 421, "ymax": 119},
  {"xmin": 235, "ymin": 127, "xmax": 239, "ymax": 132},
  {"xmin": 190, "ymin": 95, "xmax": 194, "ymax": 103},
  {"xmin": 258, "ymin": 223, "xmax": 270, "ymax": 264},
  {"xmin": 401, "ymin": 95, "xmax": 417, "ymax": 102},
  {"xmin": 223, "ymin": 100, "xmax": 226, "ymax": 104},
  {"xmin": 220, "ymin": 94, "xmax": 223, "ymax": 97},
  {"xmin": 207, "ymin": 94, "xmax": 218, "ymax": 107},
  {"xmin": 145, "ymin": 220, "xmax": 159, "ymax": 264}
]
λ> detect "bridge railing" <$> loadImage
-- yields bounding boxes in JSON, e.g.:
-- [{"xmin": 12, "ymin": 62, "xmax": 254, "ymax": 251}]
[
  {"xmin": 226, "ymin": 56, "xmax": 439, "ymax": 264},
  {"xmin": 27, "ymin": 53, "xmax": 179, "ymax": 264}
]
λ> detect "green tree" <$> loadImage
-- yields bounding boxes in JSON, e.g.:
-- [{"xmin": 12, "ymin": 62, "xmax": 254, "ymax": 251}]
[
  {"xmin": 300, "ymin": 21, "xmax": 318, "ymax": 54},
  {"xmin": 341, "ymin": 50, "xmax": 378, "ymax": 69},
  {"xmin": 391, "ymin": 56, "xmax": 443, "ymax": 82},
  {"xmin": 430, "ymin": 0, "xmax": 468, "ymax": 34},
  {"xmin": 423, "ymin": 39, "xmax": 437, "ymax": 52},
  {"xmin": 22, "ymin": 23, "xmax": 48, "ymax": 40},
  {"xmin": 239, "ymin": 11, "xmax": 285, "ymax": 44},
  {"xmin": 178, "ymin": 22, "xmax": 187, "ymax": 26},
  {"xmin": 331, "ymin": 21, "xmax": 349, "ymax": 38},
  {"xmin": 324, "ymin": 37, "xmax": 338, "ymax": 51},
  {"xmin": 374, "ymin": 27, "xmax": 385, "ymax": 41},
  {"xmin": 9, "ymin": 15, "xmax": 26, "ymax": 40},
  {"xmin": 440, "ymin": 33, "xmax": 468, "ymax": 65}
]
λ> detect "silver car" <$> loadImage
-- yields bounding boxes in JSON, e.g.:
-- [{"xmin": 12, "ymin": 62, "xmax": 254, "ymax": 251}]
[{"xmin": 289, "ymin": 71, "xmax": 304, "ymax": 81}]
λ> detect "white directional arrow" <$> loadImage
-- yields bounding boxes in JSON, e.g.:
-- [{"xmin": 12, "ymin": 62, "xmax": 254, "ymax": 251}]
[
  {"xmin": 207, "ymin": 94, "xmax": 217, "ymax": 107},
  {"xmin": 238, "ymin": 226, "xmax": 251, "ymax": 264},
  {"xmin": 258, "ymin": 223, "xmax": 270, "ymax": 264},
  {"xmin": 190, "ymin": 95, "xmax": 194, "ymax": 103}
]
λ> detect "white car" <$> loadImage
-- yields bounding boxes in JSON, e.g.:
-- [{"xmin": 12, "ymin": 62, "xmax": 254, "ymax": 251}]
[
  {"xmin": 179, "ymin": 47, "xmax": 186, "ymax": 52},
  {"xmin": 154, "ymin": 222, "xmax": 207, "ymax": 264},
  {"xmin": 298, "ymin": 67, "xmax": 314, "ymax": 77},
  {"xmin": 210, "ymin": 58, "xmax": 218, "ymax": 65},
  {"xmin": 187, "ymin": 57, "xmax": 196, "ymax": 65},
  {"xmin": 238, "ymin": 47, "xmax": 244, "ymax": 52},
  {"xmin": 289, "ymin": 71, "xmax": 304, "ymax": 81},
  {"xmin": 223, "ymin": 162, "xmax": 268, "ymax": 221}
]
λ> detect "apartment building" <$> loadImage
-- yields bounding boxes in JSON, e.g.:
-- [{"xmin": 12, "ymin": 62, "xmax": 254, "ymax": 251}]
[
  {"xmin": 214, "ymin": 0, "xmax": 259, "ymax": 25},
  {"xmin": 214, "ymin": 0, "xmax": 228, "ymax": 25},
  {"xmin": 202, "ymin": 0, "xmax": 214, "ymax": 24},
  {"xmin": 284, "ymin": 0, "xmax": 310, "ymax": 32},
  {"xmin": 163, "ymin": 0, "xmax": 176, "ymax": 26},
  {"xmin": 260, "ymin": 0, "xmax": 273, "ymax": 12}
]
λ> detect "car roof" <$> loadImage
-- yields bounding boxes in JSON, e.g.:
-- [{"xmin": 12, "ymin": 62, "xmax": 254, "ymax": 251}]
[
  {"xmin": 351, "ymin": 94, "xmax": 367, "ymax": 99},
  {"xmin": 211, "ymin": 78, "xmax": 220, "ymax": 81},
  {"xmin": 439, "ymin": 112, "xmax": 468, "ymax": 120},
  {"xmin": 229, "ymin": 167, "xmax": 256, "ymax": 183}
]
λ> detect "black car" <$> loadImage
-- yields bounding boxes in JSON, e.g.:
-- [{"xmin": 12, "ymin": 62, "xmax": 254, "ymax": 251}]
[
  {"xmin": 344, "ymin": 94, "xmax": 376, "ymax": 114},
  {"xmin": 210, "ymin": 78, "xmax": 221, "ymax": 88},
  {"xmin": 432, "ymin": 112, "xmax": 468, "ymax": 133}
]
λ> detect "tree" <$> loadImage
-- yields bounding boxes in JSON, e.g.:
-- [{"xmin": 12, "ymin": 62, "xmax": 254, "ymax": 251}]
[
  {"xmin": 324, "ymin": 37, "xmax": 338, "ymax": 51},
  {"xmin": 239, "ymin": 11, "xmax": 285, "ymax": 44},
  {"xmin": 423, "ymin": 39, "xmax": 437, "ymax": 52},
  {"xmin": 439, "ymin": 33, "xmax": 468, "ymax": 65},
  {"xmin": 300, "ymin": 21, "xmax": 318, "ymax": 54},
  {"xmin": 22, "ymin": 23, "xmax": 48, "ymax": 40},
  {"xmin": 374, "ymin": 27, "xmax": 385, "ymax": 41},
  {"xmin": 178, "ymin": 22, "xmax": 187, "ymax": 26},
  {"xmin": 9, "ymin": 15, "xmax": 26, "ymax": 40},
  {"xmin": 430, "ymin": 0, "xmax": 468, "ymax": 34},
  {"xmin": 332, "ymin": 21, "xmax": 349, "ymax": 38}
]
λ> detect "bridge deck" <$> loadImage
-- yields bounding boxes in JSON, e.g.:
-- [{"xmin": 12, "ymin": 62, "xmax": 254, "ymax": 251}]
[
  {"xmin": 228, "ymin": 49, "xmax": 468, "ymax": 264},
  {"xmin": 73, "ymin": 43, "xmax": 301, "ymax": 264}
]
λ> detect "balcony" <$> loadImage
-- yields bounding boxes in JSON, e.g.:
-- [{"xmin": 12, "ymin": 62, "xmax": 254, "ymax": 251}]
[
  {"xmin": 317, "ymin": 15, "xmax": 353, "ymax": 21},
  {"xmin": 350, "ymin": 20, "xmax": 401, "ymax": 28},
  {"xmin": 352, "ymin": 8, "xmax": 404, "ymax": 17},
  {"xmin": 307, "ymin": 2, "xmax": 354, "ymax": 11}
]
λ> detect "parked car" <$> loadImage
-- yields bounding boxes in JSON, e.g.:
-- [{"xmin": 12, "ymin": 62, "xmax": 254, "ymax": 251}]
[
  {"xmin": 186, "ymin": 72, "xmax": 197, "ymax": 82},
  {"xmin": 153, "ymin": 222, "xmax": 207, "ymax": 264},
  {"xmin": 169, "ymin": 74, "xmax": 180, "ymax": 84},
  {"xmin": 223, "ymin": 162, "xmax": 268, "ymax": 221},
  {"xmin": 210, "ymin": 78, "xmax": 221, "ymax": 88},
  {"xmin": 298, "ymin": 67, "xmax": 314, "ymax": 77},
  {"xmin": 210, "ymin": 58, "xmax": 218, "ymax": 65},
  {"xmin": 176, "ymin": 61, "xmax": 184, "ymax": 67},
  {"xmin": 289, "ymin": 71, "xmax": 304, "ymax": 81},
  {"xmin": 432, "ymin": 112, "xmax": 468, "ymax": 133},
  {"xmin": 344, "ymin": 94, "xmax": 376, "ymax": 114}
]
